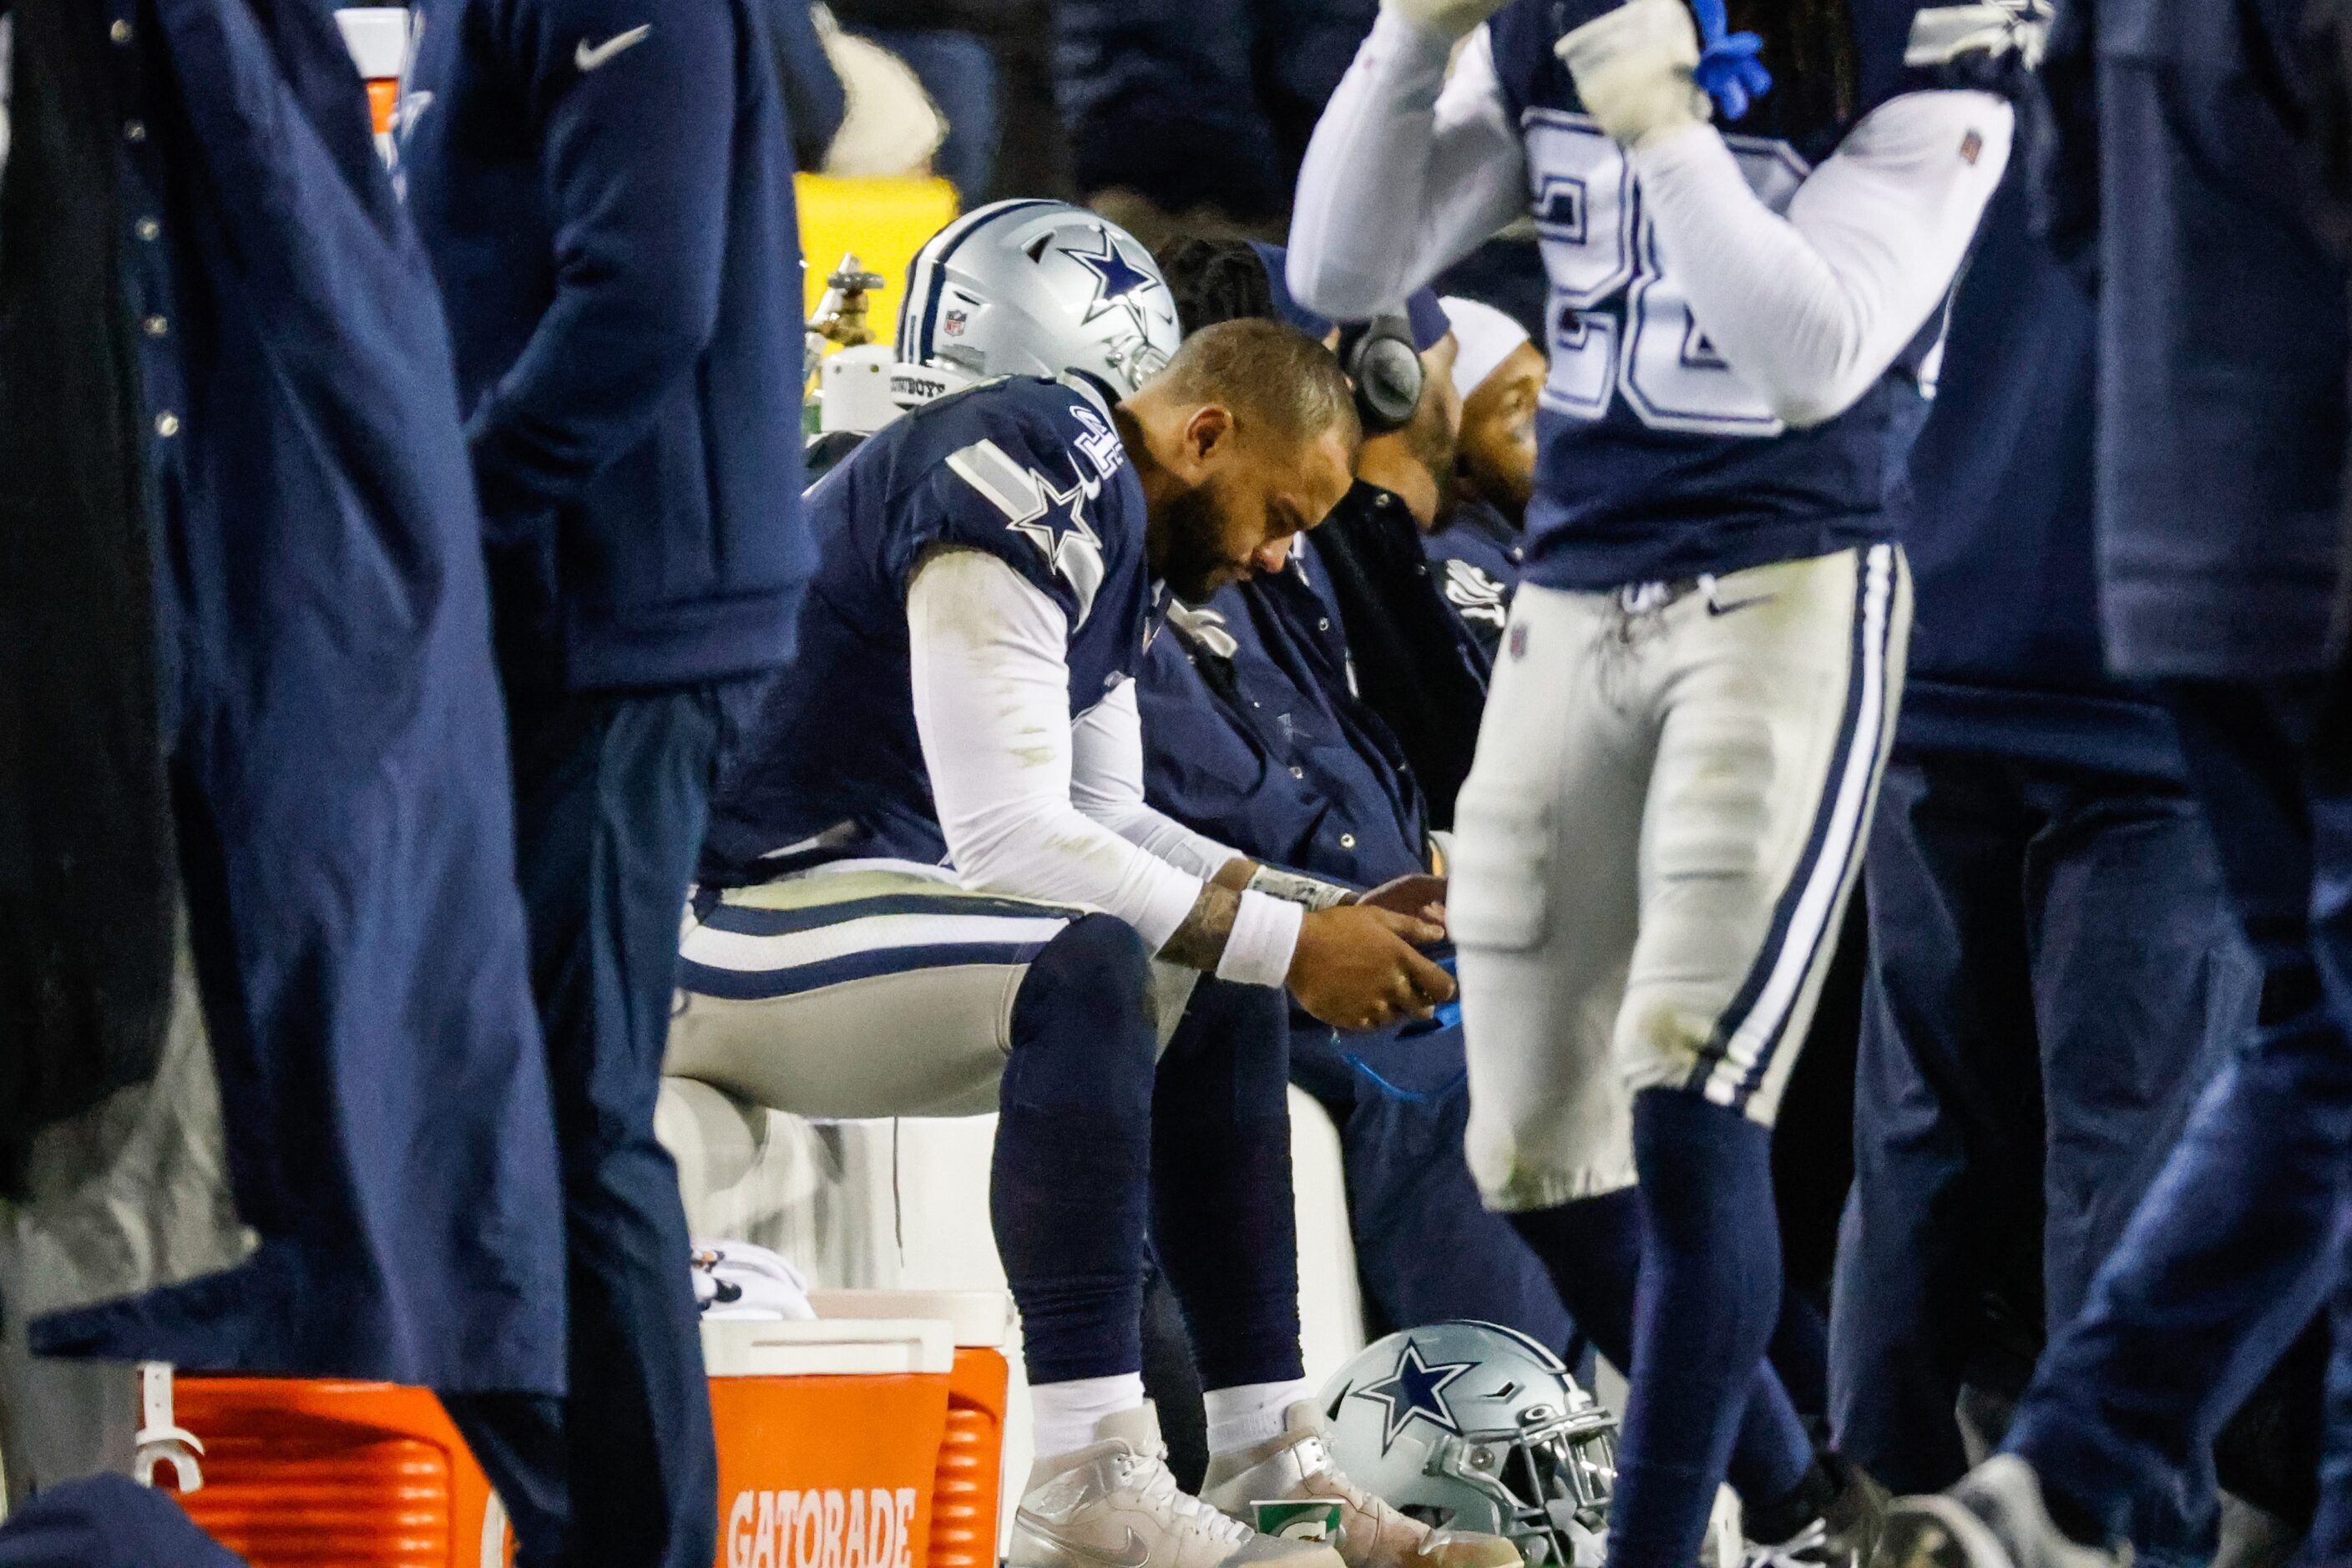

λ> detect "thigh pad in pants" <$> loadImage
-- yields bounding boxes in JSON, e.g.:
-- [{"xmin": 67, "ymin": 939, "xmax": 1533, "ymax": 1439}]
[{"xmin": 668, "ymin": 867, "xmax": 1196, "ymax": 1119}]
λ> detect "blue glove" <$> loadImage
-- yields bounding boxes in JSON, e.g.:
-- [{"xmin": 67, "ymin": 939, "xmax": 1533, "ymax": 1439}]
[{"xmin": 1689, "ymin": 0, "xmax": 1772, "ymax": 121}]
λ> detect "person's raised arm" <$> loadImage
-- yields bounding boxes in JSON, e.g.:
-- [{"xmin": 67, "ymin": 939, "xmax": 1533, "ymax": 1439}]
[
  {"xmin": 1286, "ymin": 15, "xmax": 1530, "ymax": 321},
  {"xmin": 1632, "ymin": 93, "xmax": 2009, "ymax": 425},
  {"xmin": 1557, "ymin": 0, "xmax": 2013, "ymax": 426}
]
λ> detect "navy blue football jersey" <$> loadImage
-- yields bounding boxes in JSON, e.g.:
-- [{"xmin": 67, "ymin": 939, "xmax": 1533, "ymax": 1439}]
[
  {"xmin": 1484, "ymin": 0, "xmax": 2036, "ymax": 587},
  {"xmin": 701, "ymin": 377, "xmax": 1162, "ymax": 883},
  {"xmin": 1422, "ymin": 498, "xmax": 1525, "ymax": 661}
]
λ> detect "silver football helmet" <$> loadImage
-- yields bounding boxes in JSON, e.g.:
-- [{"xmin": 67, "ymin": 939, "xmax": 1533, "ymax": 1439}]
[
  {"xmin": 1318, "ymin": 1323, "xmax": 1617, "ymax": 1568},
  {"xmin": 897, "ymin": 200, "xmax": 1181, "ymax": 398}
]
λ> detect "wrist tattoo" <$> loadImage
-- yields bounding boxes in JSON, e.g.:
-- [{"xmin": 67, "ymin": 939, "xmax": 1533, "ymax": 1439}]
[{"xmin": 1161, "ymin": 883, "xmax": 1240, "ymax": 971}]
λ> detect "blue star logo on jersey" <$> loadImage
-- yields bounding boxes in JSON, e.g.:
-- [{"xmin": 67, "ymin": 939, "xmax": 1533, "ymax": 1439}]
[
  {"xmin": 1011, "ymin": 468, "xmax": 1105, "ymax": 589},
  {"xmin": 944, "ymin": 436, "xmax": 1112, "ymax": 625},
  {"xmin": 1349, "ymin": 1339, "xmax": 1477, "ymax": 1454},
  {"xmin": 1062, "ymin": 228, "xmax": 1160, "ymax": 340}
]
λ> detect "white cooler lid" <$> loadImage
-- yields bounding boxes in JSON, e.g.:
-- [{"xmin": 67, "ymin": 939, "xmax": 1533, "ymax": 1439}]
[
  {"xmin": 333, "ymin": 8, "xmax": 407, "ymax": 79},
  {"xmin": 807, "ymin": 1290, "xmax": 1009, "ymax": 1349},
  {"xmin": 701, "ymin": 1317, "xmax": 954, "ymax": 1378}
]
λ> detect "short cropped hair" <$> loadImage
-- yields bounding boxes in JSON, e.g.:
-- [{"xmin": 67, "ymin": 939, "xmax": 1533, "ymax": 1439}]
[{"xmin": 1151, "ymin": 317, "xmax": 1362, "ymax": 456}]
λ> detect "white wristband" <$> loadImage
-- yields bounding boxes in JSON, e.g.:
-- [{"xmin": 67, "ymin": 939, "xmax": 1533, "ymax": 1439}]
[{"xmin": 1215, "ymin": 889, "xmax": 1306, "ymax": 989}]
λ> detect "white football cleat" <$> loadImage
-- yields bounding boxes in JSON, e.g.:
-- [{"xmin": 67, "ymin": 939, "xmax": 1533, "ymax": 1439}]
[
  {"xmin": 1200, "ymin": 1401, "xmax": 1522, "ymax": 1568},
  {"xmin": 1874, "ymin": 1455, "xmax": 2127, "ymax": 1568},
  {"xmin": 1012, "ymin": 1402, "xmax": 1348, "ymax": 1568}
]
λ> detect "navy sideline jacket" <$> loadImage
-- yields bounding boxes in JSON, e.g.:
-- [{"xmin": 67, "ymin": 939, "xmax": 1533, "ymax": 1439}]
[
  {"xmin": 1892, "ymin": 164, "xmax": 2181, "ymax": 779},
  {"xmin": 401, "ymin": 0, "xmax": 809, "ymax": 690},
  {"xmin": 1138, "ymin": 544, "xmax": 1430, "ymax": 892},
  {"xmin": 29, "ymin": 0, "xmax": 564, "ymax": 1393},
  {"xmin": 2039, "ymin": 0, "xmax": 2347, "ymax": 677}
]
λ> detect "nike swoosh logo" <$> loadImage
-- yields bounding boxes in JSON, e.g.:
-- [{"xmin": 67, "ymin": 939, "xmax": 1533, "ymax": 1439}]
[
  {"xmin": 1017, "ymin": 1519, "xmax": 1151, "ymax": 1568},
  {"xmin": 574, "ymin": 24, "xmax": 650, "ymax": 71},
  {"xmin": 1706, "ymin": 594, "xmax": 1777, "ymax": 617}
]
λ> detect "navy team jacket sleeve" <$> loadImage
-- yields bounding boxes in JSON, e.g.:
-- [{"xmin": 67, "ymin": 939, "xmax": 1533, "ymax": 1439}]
[
  {"xmin": 769, "ymin": 0, "xmax": 844, "ymax": 170},
  {"xmin": 464, "ymin": 0, "xmax": 736, "ymax": 518},
  {"xmin": 2034, "ymin": 0, "xmax": 2099, "ymax": 281}
]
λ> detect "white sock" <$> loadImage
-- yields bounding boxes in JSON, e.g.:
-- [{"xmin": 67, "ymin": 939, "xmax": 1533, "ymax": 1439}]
[
  {"xmin": 1205, "ymin": 1378, "xmax": 1311, "ymax": 1455},
  {"xmin": 1032, "ymin": 1373, "xmax": 1146, "ymax": 1460}
]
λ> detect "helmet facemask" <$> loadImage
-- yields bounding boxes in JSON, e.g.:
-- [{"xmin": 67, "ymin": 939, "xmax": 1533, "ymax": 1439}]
[{"xmin": 1420, "ymin": 1396, "xmax": 1617, "ymax": 1565}]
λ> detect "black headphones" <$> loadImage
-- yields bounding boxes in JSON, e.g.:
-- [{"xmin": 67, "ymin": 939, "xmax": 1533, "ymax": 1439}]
[{"xmin": 1337, "ymin": 314, "xmax": 1424, "ymax": 434}]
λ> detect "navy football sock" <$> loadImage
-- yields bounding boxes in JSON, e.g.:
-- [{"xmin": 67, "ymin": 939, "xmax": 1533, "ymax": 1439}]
[
  {"xmin": 1608, "ymin": 1090, "xmax": 1787, "ymax": 1568},
  {"xmin": 991, "ymin": 915, "xmax": 1161, "ymax": 1386},
  {"xmin": 1510, "ymin": 1188, "xmax": 1813, "ymax": 1512},
  {"xmin": 1151, "ymin": 977, "xmax": 1307, "ymax": 1392}
]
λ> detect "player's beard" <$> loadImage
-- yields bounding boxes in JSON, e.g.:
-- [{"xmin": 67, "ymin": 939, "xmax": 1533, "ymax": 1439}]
[{"xmin": 1156, "ymin": 476, "xmax": 1246, "ymax": 604}]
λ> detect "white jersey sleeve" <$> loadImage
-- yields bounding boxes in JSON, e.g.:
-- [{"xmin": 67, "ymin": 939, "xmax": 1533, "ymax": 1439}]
[
  {"xmin": 908, "ymin": 549, "xmax": 1300, "ymax": 974},
  {"xmin": 1629, "ymin": 90, "xmax": 2014, "ymax": 427},
  {"xmin": 1070, "ymin": 680, "xmax": 1247, "ymax": 882},
  {"xmin": 1285, "ymin": 14, "xmax": 1530, "ymax": 319}
]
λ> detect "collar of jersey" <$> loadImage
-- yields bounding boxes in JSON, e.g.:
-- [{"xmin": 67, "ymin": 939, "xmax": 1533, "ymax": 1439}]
[{"xmin": 1056, "ymin": 370, "xmax": 1120, "ymax": 427}]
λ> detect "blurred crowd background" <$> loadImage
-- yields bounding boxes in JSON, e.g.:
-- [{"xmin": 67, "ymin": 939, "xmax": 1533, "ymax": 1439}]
[{"xmin": 807, "ymin": 0, "xmax": 1546, "ymax": 336}]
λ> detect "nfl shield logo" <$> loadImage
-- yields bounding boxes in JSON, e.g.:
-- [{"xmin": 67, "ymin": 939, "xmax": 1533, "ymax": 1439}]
[
  {"xmin": 1508, "ymin": 624, "xmax": 1528, "ymax": 660},
  {"xmin": 943, "ymin": 308, "xmax": 969, "ymax": 338}
]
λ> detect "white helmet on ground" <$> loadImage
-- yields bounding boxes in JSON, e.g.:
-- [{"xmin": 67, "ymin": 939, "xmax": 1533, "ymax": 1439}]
[{"xmin": 1318, "ymin": 1322, "xmax": 1619, "ymax": 1568}]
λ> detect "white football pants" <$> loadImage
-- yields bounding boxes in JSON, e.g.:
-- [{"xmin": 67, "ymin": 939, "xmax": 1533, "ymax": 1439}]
[
  {"xmin": 1451, "ymin": 544, "xmax": 1909, "ymax": 1211},
  {"xmin": 666, "ymin": 862, "xmax": 1198, "ymax": 1119}
]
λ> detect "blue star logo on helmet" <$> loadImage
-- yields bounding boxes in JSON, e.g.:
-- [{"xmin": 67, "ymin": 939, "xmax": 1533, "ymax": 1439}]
[
  {"xmin": 1349, "ymin": 1338, "xmax": 1478, "ymax": 1454},
  {"xmin": 1061, "ymin": 228, "xmax": 1161, "ymax": 338}
]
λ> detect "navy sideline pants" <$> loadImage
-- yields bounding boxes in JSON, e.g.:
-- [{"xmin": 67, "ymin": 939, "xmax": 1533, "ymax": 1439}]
[
  {"xmin": 1832, "ymin": 745, "xmax": 2248, "ymax": 1500},
  {"xmin": 2001, "ymin": 680, "xmax": 2352, "ymax": 1553},
  {"xmin": 1289, "ymin": 1017, "xmax": 1578, "ymax": 1355},
  {"xmin": 442, "ymin": 684, "xmax": 731, "ymax": 1568}
]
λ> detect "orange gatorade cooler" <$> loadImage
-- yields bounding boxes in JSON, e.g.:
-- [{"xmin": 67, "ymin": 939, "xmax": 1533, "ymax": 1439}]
[
  {"xmin": 807, "ymin": 1293, "xmax": 1012, "ymax": 1568},
  {"xmin": 167, "ymin": 1299, "xmax": 1006, "ymax": 1568},
  {"xmin": 167, "ymin": 1373, "xmax": 508, "ymax": 1567},
  {"xmin": 705, "ymin": 1315, "xmax": 956, "ymax": 1568}
]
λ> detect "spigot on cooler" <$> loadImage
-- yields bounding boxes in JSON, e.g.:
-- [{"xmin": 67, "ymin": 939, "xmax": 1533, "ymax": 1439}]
[{"xmin": 808, "ymin": 251, "xmax": 891, "ymax": 349}]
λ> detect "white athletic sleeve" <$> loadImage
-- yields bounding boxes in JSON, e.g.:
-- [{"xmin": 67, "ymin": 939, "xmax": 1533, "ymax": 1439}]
[
  {"xmin": 1286, "ymin": 14, "xmax": 1530, "ymax": 319},
  {"xmin": 905, "ymin": 549, "xmax": 1213, "ymax": 953},
  {"xmin": 1070, "ymin": 681, "xmax": 1247, "ymax": 883},
  {"xmin": 1630, "ymin": 90, "xmax": 2013, "ymax": 427}
]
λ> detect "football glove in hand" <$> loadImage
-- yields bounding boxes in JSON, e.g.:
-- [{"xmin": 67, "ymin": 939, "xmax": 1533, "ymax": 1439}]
[{"xmin": 1555, "ymin": 0, "xmax": 1712, "ymax": 148}]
